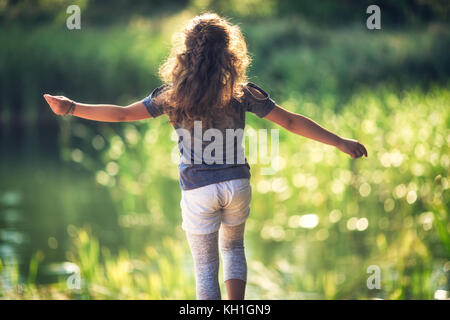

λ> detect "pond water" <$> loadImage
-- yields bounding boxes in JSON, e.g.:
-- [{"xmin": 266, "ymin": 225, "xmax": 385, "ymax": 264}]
[{"xmin": 0, "ymin": 125, "xmax": 123, "ymax": 288}]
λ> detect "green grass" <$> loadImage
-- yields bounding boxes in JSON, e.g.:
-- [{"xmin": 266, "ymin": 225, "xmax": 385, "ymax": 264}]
[{"xmin": 2, "ymin": 85, "xmax": 448, "ymax": 299}]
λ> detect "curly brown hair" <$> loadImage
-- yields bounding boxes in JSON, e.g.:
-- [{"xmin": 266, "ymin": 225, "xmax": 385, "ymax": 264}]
[{"xmin": 155, "ymin": 12, "xmax": 251, "ymax": 127}]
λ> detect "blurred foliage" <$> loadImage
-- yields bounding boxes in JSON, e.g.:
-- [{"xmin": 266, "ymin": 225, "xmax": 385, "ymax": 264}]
[
  {"xmin": 0, "ymin": 0, "xmax": 448, "ymax": 26},
  {"xmin": 1, "ymin": 15, "xmax": 449, "ymax": 126},
  {"xmin": 0, "ymin": 0, "xmax": 187, "ymax": 26},
  {"xmin": 0, "ymin": 2, "xmax": 449, "ymax": 299}
]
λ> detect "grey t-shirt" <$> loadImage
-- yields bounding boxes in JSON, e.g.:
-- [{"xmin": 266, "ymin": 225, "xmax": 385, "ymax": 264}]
[{"xmin": 142, "ymin": 82, "xmax": 276, "ymax": 190}]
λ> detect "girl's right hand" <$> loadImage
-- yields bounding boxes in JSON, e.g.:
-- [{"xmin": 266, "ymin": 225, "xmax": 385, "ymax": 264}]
[
  {"xmin": 43, "ymin": 94, "xmax": 72, "ymax": 115},
  {"xmin": 337, "ymin": 137, "xmax": 368, "ymax": 159}
]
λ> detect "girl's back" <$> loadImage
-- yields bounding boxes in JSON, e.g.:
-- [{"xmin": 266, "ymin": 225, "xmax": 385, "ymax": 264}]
[{"xmin": 142, "ymin": 81, "xmax": 277, "ymax": 190}]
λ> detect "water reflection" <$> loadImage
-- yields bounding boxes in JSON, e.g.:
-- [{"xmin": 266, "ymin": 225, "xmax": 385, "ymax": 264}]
[
  {"xmin": 0, "ymin": 191, "xmax": 25, "ymax": 292},
  {"xmin": 0, "ymin": 151, "xmax": 123, "ymax": 292}
]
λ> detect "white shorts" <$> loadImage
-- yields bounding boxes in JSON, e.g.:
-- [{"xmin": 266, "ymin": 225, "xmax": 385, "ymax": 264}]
[{"xmin": 180, "ymin": 178, "xmax": 252, "ymax": 235}]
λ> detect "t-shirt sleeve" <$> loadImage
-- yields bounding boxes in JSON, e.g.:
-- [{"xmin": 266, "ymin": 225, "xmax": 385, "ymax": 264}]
[
  {"xmin": 141, "ymin": 84, "xmax": 169, "ymax": 118},
  {"xmin": 242, "ymin": 82, "xmax": 276, "ymax": 118}
]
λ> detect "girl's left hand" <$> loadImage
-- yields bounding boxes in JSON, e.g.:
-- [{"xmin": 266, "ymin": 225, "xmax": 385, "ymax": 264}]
[
  {"xmin": 337, "ymin": 137, "xmax": 368, "ymax": 159},
  {"xmin": 43, "ymin": 94, "xmax": 72, "ymax": 115}
]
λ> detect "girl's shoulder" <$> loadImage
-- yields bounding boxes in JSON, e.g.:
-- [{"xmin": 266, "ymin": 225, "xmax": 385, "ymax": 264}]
[
  {"xmin": 242, "ymin": 82, "xmax": 271, "ymax": 100},
  {"xmin": 238, "ymin": 81, "xmax": 277, "ymax": 118},
  {"xmin": 152, "ymin": 83, "xmax": 175, "ymax": 108}
]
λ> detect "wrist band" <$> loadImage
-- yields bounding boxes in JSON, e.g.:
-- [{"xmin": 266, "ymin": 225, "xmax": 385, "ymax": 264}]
[{"xmin": 65, "ymin": 100, "xmax": 76, "ymax": 116}]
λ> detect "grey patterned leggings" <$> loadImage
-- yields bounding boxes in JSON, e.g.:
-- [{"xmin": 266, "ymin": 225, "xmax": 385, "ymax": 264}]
[{"xmin": 185, "ymin": 222, "xmax": 247, "ymax": 300}]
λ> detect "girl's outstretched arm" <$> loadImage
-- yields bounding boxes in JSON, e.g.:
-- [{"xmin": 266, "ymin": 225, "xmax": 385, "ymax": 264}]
[
  {"xmin": 265, "ymin": 104, "xmax": 368, "ymax": 159},
  {"xmin": 43, "ymin": 94, "xmax": 152, "ymax": 122}
]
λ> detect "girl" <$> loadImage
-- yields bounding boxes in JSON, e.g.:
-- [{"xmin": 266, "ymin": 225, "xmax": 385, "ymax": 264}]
[{"xmin": 44, "ymin": 12, "xmax": 368, "ymax": 300}]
